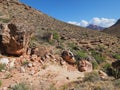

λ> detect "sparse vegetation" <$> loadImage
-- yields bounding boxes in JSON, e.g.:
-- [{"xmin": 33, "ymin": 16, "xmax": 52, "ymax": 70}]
[
  {"xmin": 112, "ymin": 53, "xmax": 120, "ymax": 60},
  {"xmin": 113, "ymin": 79, "xmax": 120, "ymax": 88},
  {"xmin": 0, "ymin": 18, "xmax": 11, "ymax": 23},
  {"xmin": 0, "ymin": 80, "xmax": 2, "ymax": 87},
  {"xmin": 84, "ymin": 71, "xmax": 101, "ymax": 82},
  {"xmin": 92, "ymin": 61, "xmax": 99, "ymax": 69},
  {"xmin": 0, "ymin": 64, "xmax": 6, "ymax": 72},
  {"xmin": 91, "ymin": 50, "xmax": 106, "ymax": 64},
  {"xmin": 22, "ymin": 60, "xmax": 29, "ymax": 66},
  {"xmin": 10, "ymin": 82, "xmax": 29, "ymax": 90},
  {"xmin": 75, "ymin": 50, "xmax": 88, "ymax": 60}
]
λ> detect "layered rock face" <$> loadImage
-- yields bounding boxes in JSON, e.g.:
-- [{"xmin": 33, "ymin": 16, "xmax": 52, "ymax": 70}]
[{"xmin": 0, "ymin": 19, "xmax": 34, "ymax": 56}]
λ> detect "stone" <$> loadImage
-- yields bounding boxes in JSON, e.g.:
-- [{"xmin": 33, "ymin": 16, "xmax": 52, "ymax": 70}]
[
  {"xmin": 0, "ymin": 58, "xmax": 9, "ymax": 65},
  {"xmin": 31, "ymin": 54, "xmax": 38, "ymax": 61},
  {"xmin": 78, "ymin": 60, "xmax": 92, "ymax": 72},
  {"xmin": 9, "ymin": 58, "xmax": 16, "ymax": 68},
  {"xmin": 0, "ymin": 19, "xmax": 34, "ymax": 56},
  {"xmin": 61, "ymin": 50, "xmax": 76, "ymax": 64},
  {"xmin": 20, "ymin": 67, "xmax": 25, "ymax": 73},
  {"xmin": 28, "ymin": 63, "xmax": 32, "ymax": 67},
  {"xmin": 98, "ymin": 70, "xmax": 107, "ymax": 79}
]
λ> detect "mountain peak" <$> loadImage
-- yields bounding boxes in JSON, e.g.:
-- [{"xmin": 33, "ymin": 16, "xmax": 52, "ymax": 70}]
[{"xmin": 86, "ymin": 24, "xmax": 105, "ymax": 30}]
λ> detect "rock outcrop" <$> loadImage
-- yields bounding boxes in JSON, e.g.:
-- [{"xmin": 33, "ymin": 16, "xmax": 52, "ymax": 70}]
[
  {"xmin": 0, "ymin": 19, "xmax": 34, "ymax": 56},
  {"xmin": 61, "ymin": 50, "xmax": 76, "ymax": 64},
  {"xmin": 78, "ymin": 60, "xmax": 92, "ymax": 72}
]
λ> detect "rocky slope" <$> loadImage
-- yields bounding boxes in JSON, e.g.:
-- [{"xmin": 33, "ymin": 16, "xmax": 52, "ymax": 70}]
[{"xmin": 0, "ymin": 0, "xmax": 120, "ymax": 90}]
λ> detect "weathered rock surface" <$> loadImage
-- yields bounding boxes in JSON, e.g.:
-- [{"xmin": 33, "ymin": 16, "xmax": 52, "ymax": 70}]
[
  {"xmin": 61, "ymin": 50, "xmax": 76, "ymax": 64},
  {"xmin": 78, "ymin": 60, "xmax": 92, "ymax": 72},
  {"xmin": 0, "ymin": 19, "xmax": 34, "ymax": 56}
]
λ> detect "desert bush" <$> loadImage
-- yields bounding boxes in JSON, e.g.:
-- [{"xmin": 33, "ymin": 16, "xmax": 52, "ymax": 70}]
[
  {"xmin": 91, "ymin": 50, "xmax": 106, "ymax": 64},
  {"xmin": 0, "ymin": 64, "xmax": 6, "ymax": 71},
  {"xmin": 68, "ymin": 42, "xmax": 78, "ymax": 50},
  {"xmin": 102, "ymin": 63, "xmax": 112, "ymax": 76},
  {"xmin": 22, "ymin": 60, "xmax": 29, "ymax": 66},
  {"xmin": 92, "ymin": 61, "xmax": 99, "ymax": 69},
  {"xmin": 0, "ymin": 18, "xmax": 11, "ymax": 23},
  {"xmin": 0, "ymin": 80, "xmax": 2, "ymax": 87},
  {"xmin": 10, "ymin": 82, "xmax": 29, "ymax": 90},
  {"xmin": 53, "ymin": 31, "xmax": 59, "ymax": 41},
  {"xmin": 112, "ymin": 53, "xmax": 120, "ymax": 60},
  {"xmin": 75, "ymin": 50, "xmax": 88, "ymax": 60},
  {"xmin": 84, "ymin": 71, "xmax": 101, "ymax": 82},
  {"xmin": 113, "ymin": 79, "xmax": 120, "ymax": 88}
]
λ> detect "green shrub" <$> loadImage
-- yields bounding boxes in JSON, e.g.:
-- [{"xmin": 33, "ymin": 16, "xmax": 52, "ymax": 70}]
[
  {"xmin": 0, "ymin": 80, "xmax": 2, "ymax": 87},
  {"xmin": 75, "ymin": 50, "xmax": 87, "ymax": 60},
  {"xmin": 0, "ymin": 18, "xmax": 11, "ymax": 23},
  {"xmin": 0, "ymin": 64, "xmax": 6, "ymax": 72},
  {"xmin": 11, "ymin": 82, "xmax": 29, "ymax": 90},
  {"xmin": 53, "ymin": 31, "xmax": 59, "ymax": 41},
  {"xmin": 102, "ymin": 63, "xmax": 112, "ymax": 75},
  {"xmin": 22, "ymin": 60, "xmax": 29, "ymax": 66},
  {"xmin": 84, "ymin": 71, "xmax": 101, "ymax": 82},
  {"xmin": 68, "ymin": 42, "xmax": 78, "ymax": 50},
  {"xmin": 113, "ymin": 79, "xmax": 120, "ymax": 88},
  {"xmin": 91, "ymin": 50, "xmax": 106, "ymax": 64},
  {"xmin": 92, "ymin": 61, "xmax": 99, "ymax": 69},
  {"xmin": 113, "ymin": 53, "xmax": 120, "ymax": 60}
]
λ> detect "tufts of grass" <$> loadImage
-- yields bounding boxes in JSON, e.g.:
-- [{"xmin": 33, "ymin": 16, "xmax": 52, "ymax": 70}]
[
  {"xmin": 10, "ymin": 82, "xmax": 29, "ymax": 90},
  {"xmin": 112, "ymin": 53, "xmax": 120, "ymax": 60},
  {"xmin": 90, "ymin": 50, "xmax": 106, "ymax": 64},
  {"xmin": 84, "ymin": 71, "xmax": 101, "ymax": 82},
  {"xmin": 92, "ymin": 61, "xmax": 99, "ymax": 70},
  {"xmin": 22, "ymin": 60, "xmax": 29, "ymax": 66},
  {"xmin": 0, "ymin": 80, "xmax": 2, "ymax": 87},
  {"xmin": 0, "ymin": 64, "xmax": 6, "ymax": 72}
]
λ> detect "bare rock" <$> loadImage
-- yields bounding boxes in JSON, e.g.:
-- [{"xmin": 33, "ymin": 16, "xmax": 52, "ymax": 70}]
[
  {"xmin": 61, "ymin": 50, "xmax": 76, "ymax": 64},
  {"xmin": 78, "ymin": 60, "xmax": 92, "ymax": 72},
  {"xmin": 98, "ymin": 70, "xmax": 108, "ymax": 79},
  {"xmin": 20, "ymin": 67, "xmax": 25, "ymax": 73},
  {"xmin": 0, "ymin": 58, "xmax": 9, "ymax": 65},
  {"xmin": 0, "ymin": 19, "xmax": 34, "ymax": 56}
]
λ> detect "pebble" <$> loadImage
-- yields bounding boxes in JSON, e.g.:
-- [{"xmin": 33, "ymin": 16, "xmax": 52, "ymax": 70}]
[
  {"xmin": 20, "ymin": 67, "xmax": 26, "ymax": 73},
  {"xmin": 28, "ymin": 63, "xmax": 32, "ymax": 67}
]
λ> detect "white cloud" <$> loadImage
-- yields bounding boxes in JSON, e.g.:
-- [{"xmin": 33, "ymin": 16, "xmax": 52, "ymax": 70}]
[
  {"xmin": 80, "ymin": 20, "xmax": 89, "ymax": 27},
  {"xmin": 91, "ymin": 17, "xmax": 116, "ymax": 27},
  {"xmin": 68, "ymin": 17, "xmax": 116, "ymax": 27},
  {"xmin": 68, "ymin": 21, "xmax": 80, "ymax": 26},
  {"xmin": 68, "ymin": 20, "xmax": 88, "ymax": 27}
]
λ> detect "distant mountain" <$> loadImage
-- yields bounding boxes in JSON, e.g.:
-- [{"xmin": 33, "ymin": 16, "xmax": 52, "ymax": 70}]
[
  {"xmin": 102, "ymin": 19, "xmax": 120, "ymax": 38},
  {"xmin": 86, "ymin": 24, "xmax": 105, "ymax": 30}
]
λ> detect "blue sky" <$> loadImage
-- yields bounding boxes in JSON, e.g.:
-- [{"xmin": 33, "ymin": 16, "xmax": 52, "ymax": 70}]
[{"xmin": 20, "ymin": 0, "xmax": 120, "ymax": 27}]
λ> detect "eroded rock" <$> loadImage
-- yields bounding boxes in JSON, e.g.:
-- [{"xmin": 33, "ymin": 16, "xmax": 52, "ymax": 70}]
[
  {"xmin": 0, "ymin": 19, "xmax": 34, "ymax": 56},
  {"xmin": 61, "ymin": 50, "xmax": 76, "ymax": 64},
  {"xmin": 78, "ymin": 60, "xmax": 92, "ymax": 72}
]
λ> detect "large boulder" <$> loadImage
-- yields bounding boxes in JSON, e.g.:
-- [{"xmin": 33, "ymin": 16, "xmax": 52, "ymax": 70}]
[
  {"xmin": 78, "ymin": 60, "xmax": 92, "ymax": 72},
  {"xmin": 0, "ymin": 19, "xmax": 34, "ymax": 56},
  {"xmin": 61, "ymin": 50, "xmax": 76, "ymax": 64}
]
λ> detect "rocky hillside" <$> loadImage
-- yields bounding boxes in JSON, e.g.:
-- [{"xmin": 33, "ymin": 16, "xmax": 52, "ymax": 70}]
[
  {"xmin": 102, "ymin": 19, "xmax": 120, "ymax": 38},
  {"xmin": 0, "ymin": 0, "xmax": 120, "ymax": 90}
]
